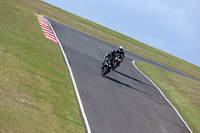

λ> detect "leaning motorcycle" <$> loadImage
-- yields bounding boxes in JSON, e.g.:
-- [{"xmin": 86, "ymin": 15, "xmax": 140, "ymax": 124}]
[
  {"xmin": 101, "ymin": 58, "xmax": 113, "ymax": 77},
  {"xmin": 113, "ymin": 53, "xmax": 122, "ymax": 71}
]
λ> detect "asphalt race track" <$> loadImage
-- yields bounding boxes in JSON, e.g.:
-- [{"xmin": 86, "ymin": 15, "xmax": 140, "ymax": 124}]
[{"xmin": 46, "ymin": 17, "xmax": 192, "ymax": 133}]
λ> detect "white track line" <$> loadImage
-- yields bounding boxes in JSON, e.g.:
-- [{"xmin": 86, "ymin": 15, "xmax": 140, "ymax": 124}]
[
  {"xmin": 132, "ymin": 60, "xmax": 193, "ymax": 133},
  {"xmin": 43, "ymin": 15, "xmax": 91, "ymax": 133}
]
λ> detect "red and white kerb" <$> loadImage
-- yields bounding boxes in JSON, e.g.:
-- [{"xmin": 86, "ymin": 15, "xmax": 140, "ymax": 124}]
[{"xmin": 35, "ymin": 14, "xmax": 58, "ymax": 44}]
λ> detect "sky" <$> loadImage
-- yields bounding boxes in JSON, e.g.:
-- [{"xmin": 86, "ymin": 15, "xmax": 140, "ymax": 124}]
[{"xmin": 42, "ymin": 0, "xmax": 200, "ymax": 66}]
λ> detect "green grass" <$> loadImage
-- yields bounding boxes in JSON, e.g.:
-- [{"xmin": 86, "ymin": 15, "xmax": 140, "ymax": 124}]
[
  {"xmin": 135, "ymin": 61, "xmax": 200, "ymax": 133},
  {"xmin": 1, "ymin": 0, "xmax": 200, "ymax": 133},
  {"xmin": 0, "ymin": 0, "xmax": 84, "ymax": 132}
]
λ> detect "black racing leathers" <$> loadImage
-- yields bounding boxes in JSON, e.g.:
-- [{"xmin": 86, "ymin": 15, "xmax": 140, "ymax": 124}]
[
  {"xmin": 101, "ymin": 51, "xmax": 115, "ymax": 71},
  {"xmin": 115, "ymin": 49, "xmax": 124, "ymax": 62}
]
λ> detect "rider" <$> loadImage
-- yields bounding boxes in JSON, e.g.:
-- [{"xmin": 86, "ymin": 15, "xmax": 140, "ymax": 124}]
[
  {"xmin": 101, "ymin": 50, "xmax": 115, "ymax": 71},
  {"xmin": 115, "ymin": 46, "xmax": 125, "ymax": 65}
]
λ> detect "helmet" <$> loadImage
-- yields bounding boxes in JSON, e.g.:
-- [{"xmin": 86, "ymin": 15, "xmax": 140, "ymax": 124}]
[
  {"xmin": 111, "ymin": 50, "xmax": 115, "ymax": 55},
  {"xmin": 119, "ymin": 46, "xmax": 123, "ymax": 51}
]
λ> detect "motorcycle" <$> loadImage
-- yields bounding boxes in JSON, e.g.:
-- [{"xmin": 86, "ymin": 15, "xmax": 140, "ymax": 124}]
[
  {"xmin": 113, "ymin": 53, "xmax": 122, "ymax": 71},
  {"xmin": 101, "ymin": 58, "xmax": 113, "ymax": 77}
]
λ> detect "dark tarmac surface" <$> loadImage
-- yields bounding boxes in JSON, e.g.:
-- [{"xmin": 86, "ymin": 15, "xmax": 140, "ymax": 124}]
[{"xmin": 46, "ymin": 17, "xmax": 191, "ymax": 133}]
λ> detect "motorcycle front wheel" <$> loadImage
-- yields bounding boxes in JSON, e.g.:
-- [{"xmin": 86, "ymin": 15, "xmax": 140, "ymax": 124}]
[{"xmin": 102, "ymin": 66, "xmax": 110, "ymax": 77}]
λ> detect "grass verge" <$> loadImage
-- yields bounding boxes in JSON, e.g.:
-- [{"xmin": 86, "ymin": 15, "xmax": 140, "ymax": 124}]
[
  {"xmin": 0, "ymin": 0, "xmax": 84, "ymax": 132},
  {"xmin": 135, "ymin": 61, "xmax": 200, "ymax": 133}
]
